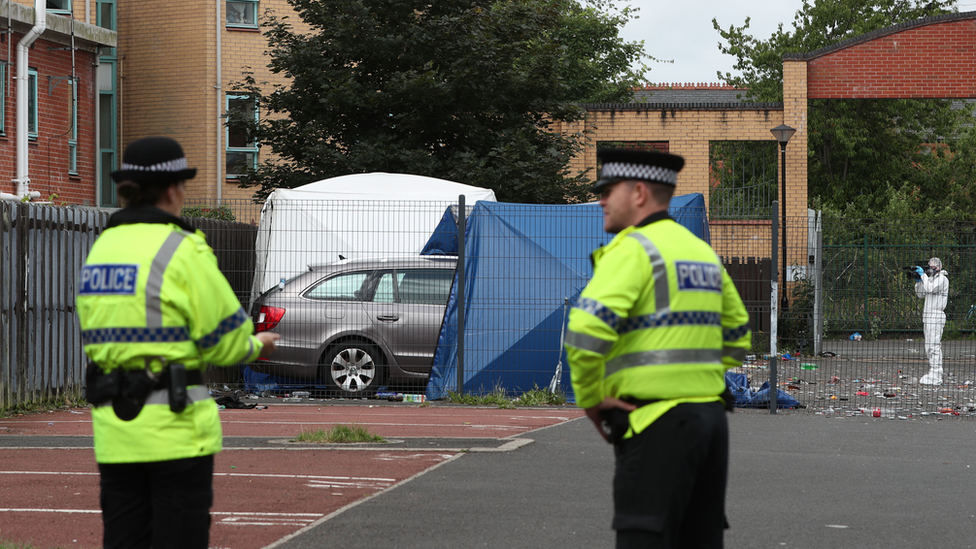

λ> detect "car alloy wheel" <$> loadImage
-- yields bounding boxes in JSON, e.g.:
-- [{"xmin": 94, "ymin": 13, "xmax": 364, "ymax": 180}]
[{"xmin": 323, "ymin": 343, "xmax": 383, "ymax": 396}]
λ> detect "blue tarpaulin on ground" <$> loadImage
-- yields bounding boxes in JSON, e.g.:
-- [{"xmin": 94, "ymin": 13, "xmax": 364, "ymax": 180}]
[
  {"xmin": 725, "ymin": 372, "xmax": 802, "ymax": 408},
  {"xmin": 423, "ymin": 195, "xmax": 711, "ymax": 401}
]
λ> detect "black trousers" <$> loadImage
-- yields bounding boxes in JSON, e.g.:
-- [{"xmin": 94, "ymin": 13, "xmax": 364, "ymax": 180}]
[
  {"xmin": 98, "ymin": 454, "xmax": 214, "ymax": 549},
  {"xmin": 613, "ymin": 401, "xmax": 729, "ymax": 549}
]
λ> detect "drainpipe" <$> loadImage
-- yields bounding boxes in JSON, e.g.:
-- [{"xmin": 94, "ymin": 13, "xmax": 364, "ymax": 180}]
[
  {"xmin": 13, "ymin": 0, "xmax": 47, "ymax": 200},
  {"xmin": 215, "ymin": 0, "xmax": 223, "ymax": 204}
]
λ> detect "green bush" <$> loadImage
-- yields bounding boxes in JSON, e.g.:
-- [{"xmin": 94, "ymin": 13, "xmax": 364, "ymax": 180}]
[{"xmin": 181, "ymin": 204, "xmax": 236, "ymax": 221}]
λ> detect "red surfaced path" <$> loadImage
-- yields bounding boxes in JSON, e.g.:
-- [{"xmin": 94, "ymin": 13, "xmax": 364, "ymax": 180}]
[{"xmin": 0, "ymin": 404, "xmax": 582, "ymax": 548}]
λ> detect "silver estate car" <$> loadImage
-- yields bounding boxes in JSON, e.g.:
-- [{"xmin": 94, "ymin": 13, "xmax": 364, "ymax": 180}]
[{"xmin": 248, "ymin": 256, "xmax": 457, "ymax": 396}]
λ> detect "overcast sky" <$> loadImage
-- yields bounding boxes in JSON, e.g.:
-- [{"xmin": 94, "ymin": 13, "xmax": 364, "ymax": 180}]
[
  {"xmin": 616, "ymin": 0, "xmax": 805, "ymax": 85},
  {"xmin": 619, "ymin": 1, "xmax": 976, "ymax": 85}
]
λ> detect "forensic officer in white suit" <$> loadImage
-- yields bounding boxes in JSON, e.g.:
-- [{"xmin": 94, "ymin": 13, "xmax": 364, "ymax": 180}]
[{"xmin": 914, "ymin": 257, "xmax": 949, "ymax": 385}]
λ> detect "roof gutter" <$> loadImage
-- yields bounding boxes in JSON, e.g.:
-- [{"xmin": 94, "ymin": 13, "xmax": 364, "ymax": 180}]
[{"xmin": 11, "ymin": 0, "xmax": 47, "ymax": 201}]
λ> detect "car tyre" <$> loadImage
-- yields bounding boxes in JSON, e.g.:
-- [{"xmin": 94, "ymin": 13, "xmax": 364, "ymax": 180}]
[{"xmin": 320, "ymin": 342, "xmax": 385, "ymax": 397}]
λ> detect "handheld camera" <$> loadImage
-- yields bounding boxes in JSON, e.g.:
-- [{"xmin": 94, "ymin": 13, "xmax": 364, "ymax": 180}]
[{"xmin": 904, "ymin": 261, "xmax": 929, "ymax": 281}]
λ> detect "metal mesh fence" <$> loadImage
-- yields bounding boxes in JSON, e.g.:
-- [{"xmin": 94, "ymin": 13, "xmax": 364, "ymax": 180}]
[
  {"xmin": 741, "ymin": 214, "xmax": 976, "ymax": 418},
  {"xmin": 179, "ymin": 201, "xmax": 976, "ymax": 415},
  {"xmin": 4, "ymin": 197, "xmax": 976, "ymax": 415}
]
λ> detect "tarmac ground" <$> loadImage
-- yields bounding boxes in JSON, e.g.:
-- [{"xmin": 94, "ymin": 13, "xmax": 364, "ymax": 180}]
[{"xmin": 272, "ymin": 409, "xmax": 976, "ymax": 549}]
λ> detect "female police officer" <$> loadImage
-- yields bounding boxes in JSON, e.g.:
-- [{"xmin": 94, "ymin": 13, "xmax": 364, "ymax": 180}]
[{"xmin": 76, "ymin": 136, "xmax": 279, "ymax": 548}]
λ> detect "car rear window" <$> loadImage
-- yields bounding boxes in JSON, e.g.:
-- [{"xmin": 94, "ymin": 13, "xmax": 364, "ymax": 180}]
[
  {"xmin": 397, "ymin": 269, "xmax": 454, "ymax": 305},
  {"xmin": 305, "ymin": 271, "xmax": 370, "ymax": 301}
]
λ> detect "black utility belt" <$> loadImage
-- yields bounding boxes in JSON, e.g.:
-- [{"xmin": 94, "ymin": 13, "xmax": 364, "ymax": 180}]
[
  {"xmin": 84, "ymin": 360, "xmax": 203, "ymax": 421},
  {"xmin": 602, "ymin": 390, "xmax": 736, "ymax": 445}
]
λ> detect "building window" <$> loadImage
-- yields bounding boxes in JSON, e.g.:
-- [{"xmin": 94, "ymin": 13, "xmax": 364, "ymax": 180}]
[
  {"xmin": 47, "ymin": 0, "xmax": 72, "ymax": 14},
  {"xmin": 28, "ymin": 69, "xmax": 38, "ymax": 139},
  {"xmin": 226, "ymin": 1, "xmax": 258, "ymax": 28},
  {"xmin": 0, "ymin": 64, "xmax": 5, "ymax": 135},
  {"xmin": 69, "ymin": 78, "xmax": 78, "ymax": 174},
  {"xmin": 226, "ymin": 94, "xmax": 258, "ymax": 178}
]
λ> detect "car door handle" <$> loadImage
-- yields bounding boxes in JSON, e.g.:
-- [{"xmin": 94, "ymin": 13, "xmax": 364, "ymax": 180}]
[{"xmin": 377, "ymin": 315, "xmax": 400, "ymax": 322}]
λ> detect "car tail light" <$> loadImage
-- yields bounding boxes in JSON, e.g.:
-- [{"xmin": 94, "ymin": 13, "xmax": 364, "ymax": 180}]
[{"xmin": 255, "ymin": 305, "xmax": 285, "ymax": 332}]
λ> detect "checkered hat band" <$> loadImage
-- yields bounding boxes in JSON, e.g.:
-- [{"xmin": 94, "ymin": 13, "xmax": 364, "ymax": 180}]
[
  {"xmin": 601, "ymin": 162, "xmax": 677, "ymax": 185},
  {"xmin": 121, "ymin": 157, "xmax": 189, "ymax": 172}
]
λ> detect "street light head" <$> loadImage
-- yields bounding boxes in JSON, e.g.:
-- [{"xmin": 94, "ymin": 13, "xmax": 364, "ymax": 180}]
[{"xmin": 770, "ymin": 124, "xmax": 796, "ymax": 145}]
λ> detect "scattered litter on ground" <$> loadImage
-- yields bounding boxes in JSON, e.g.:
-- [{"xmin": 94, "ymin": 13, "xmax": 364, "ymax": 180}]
[{"xmin": 727, "ymin": 345, "xmax": 976, "ymax": 418}]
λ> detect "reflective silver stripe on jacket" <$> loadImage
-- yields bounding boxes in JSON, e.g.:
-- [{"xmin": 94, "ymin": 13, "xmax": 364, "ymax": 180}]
[
  {"xmin": 723, "ymin": 346, "xmax": 747, "ymax": 362},
  {"xmin": 605, "ymin": 349, "xmax": 723, "ymax": 377},
  {"xmin": 626, "ymin": 232, "xmax": 670, "ymax": 316},
  {"xmin": 96, "ymin": 385, "xmax": 211, "ymax": 408},
  {"xmin": 564, "ymin": 330, "xmax": 614, "ymax": 355},
  {"xmin": 145, "ymin": 231, "xmax": 188, "ymax": 326}
]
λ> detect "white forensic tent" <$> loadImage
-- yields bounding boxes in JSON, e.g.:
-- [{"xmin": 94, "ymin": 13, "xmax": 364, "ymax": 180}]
[{"xmin": 249, "ymin": 173, "xmax": 496, "ymax": 303}]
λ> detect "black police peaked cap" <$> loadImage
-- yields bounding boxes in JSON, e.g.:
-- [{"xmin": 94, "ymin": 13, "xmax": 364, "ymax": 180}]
[
  {"xmin": 111, "ymin": 136, "xmax": 198, "ymax": 186},
  {"xmin": 593, "ymin": 148, "xmax": 685, "ymax": 193}
]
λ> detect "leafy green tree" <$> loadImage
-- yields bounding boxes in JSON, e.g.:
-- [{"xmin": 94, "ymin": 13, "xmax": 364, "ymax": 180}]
[
  {"xmin": 230, "ymin": 0, "xmax": 648, "ymax": 203},
  {"xmin": 552, "ymin": 0, "xmax": 650, "ymax": 103},
  {"xmin": 712, "ymin": 0, "xmax": 976, "ymax": 215}
]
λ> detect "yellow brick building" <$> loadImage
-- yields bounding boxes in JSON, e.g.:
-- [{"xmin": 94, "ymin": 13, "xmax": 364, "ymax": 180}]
[
  {"xmin": 111, "ymin": 0, "xmax": 308, "ymax": 205},
  {"xmin": 566, "ymin": 87, "xmax": 806, "ymax": 266}
]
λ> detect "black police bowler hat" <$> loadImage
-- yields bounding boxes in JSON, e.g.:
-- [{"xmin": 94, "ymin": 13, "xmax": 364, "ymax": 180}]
[
  {"xmin": 110, "ymin": 136, "xmax": 197, "ymax": 186},
  {"xmin": 592, "ymin": 148, "xmax": 685, "ymax": 193}
]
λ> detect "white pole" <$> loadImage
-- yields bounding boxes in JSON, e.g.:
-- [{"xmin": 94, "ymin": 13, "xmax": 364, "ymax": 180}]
[{"xmin": 14, "ymin": 0, "xmax": 47, "ymax": 199}]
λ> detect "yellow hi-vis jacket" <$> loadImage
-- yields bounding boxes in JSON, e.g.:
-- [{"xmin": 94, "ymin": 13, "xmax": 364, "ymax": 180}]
[
  {"xmin": 565, "ymin": 213, "xmax": 751, "ymax": 436},
  {"xmin": 76, "ymin": 207, "xmax": 263, "ymax": 464}
]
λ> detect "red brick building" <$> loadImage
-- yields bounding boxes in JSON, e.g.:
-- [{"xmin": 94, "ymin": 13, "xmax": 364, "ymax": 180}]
[{"xmin": 0, "ymin": 2, "xmax": 115, "ymax": 205}]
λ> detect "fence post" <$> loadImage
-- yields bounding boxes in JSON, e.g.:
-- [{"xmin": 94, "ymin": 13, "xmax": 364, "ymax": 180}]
[
  {"xmin": 812, "ymin": 211, "xmax": 823, "ymax": 355},
  {"xmin": 863, "ymin": 233, "xmax": 869, "ymax": 336},
  {"xmin": 456, "ymin": 195, "xmax": 466, "ymax": 395},
  {"xmin": 770, "ymin": 201, "xmax": 779, "ymax": 414}
]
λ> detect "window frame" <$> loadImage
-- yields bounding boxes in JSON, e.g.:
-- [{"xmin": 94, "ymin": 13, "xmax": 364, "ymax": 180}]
[
  {"xmin": 225, "ymin": 94, "xmax": 259, "ymax": 179},
  {"xmin": 0, "ymin": 63, "xmax": 6, "ymax": 136},
  {"xmin": 47, "ymin": 0, "xmax": 72, "ymax": 15},
  {"xmin": 68, "ymin": 77, "xmax": 78, "ymax": 175},
  {"xmin": 225, "ymin": 0, "xmax": 259, "ymax": 29},
  {"xmin": 27, "ymin": 68, "xmax": 38, "ymax": 139}
]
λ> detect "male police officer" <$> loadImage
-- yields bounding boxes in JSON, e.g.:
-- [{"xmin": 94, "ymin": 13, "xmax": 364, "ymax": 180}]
[
  {"xmin": 77, "ymin": 136, "xmax": 279, "ymax": 548},
  {"xmin": 565, "ymin": 148, "xmax": 751, "ymax": 549}
]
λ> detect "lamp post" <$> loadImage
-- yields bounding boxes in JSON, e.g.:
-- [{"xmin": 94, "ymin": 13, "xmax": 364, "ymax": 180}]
[{"xmin": 770, "ymin": 124, "xmax": 795, "ymax": 310}]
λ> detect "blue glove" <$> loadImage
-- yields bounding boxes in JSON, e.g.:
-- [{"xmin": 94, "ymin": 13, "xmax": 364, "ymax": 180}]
[{"xmin": 915, "ymin": 266, "xmax": 925, "ymax": 276}]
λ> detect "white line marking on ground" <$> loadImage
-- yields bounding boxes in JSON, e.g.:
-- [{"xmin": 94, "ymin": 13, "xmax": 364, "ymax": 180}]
[
  {"xmin": 0, "ymin": 508, "xmax": 327, "ymax": 529},
  {"xmin": 221, "ymin": 421, "xmax": 526, "ymax": 429},
  {"xmin": 0, "ymin": 508, "xmax": 100, "ymax": 513},
  {"xmin": 0, "ymin": 470, "xmax": 396, "ymax": 483},
  {"xmin": 216, "ymin": 472, "xmax": 395, "ymax": 482},
  {"xmin": 0, "ymin": 471, "xmax": 98, "ymax": 476},
  {"xmin": 371, "ymin": 453, "xmax": 457, "ymax": 461},
  {"xmin": 214, "ymin": 511, "xmax": 324, "ymax": 527},
  {"xmin": 304, "ymin": 479, "xmax": 393, "ymax": 490}
]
